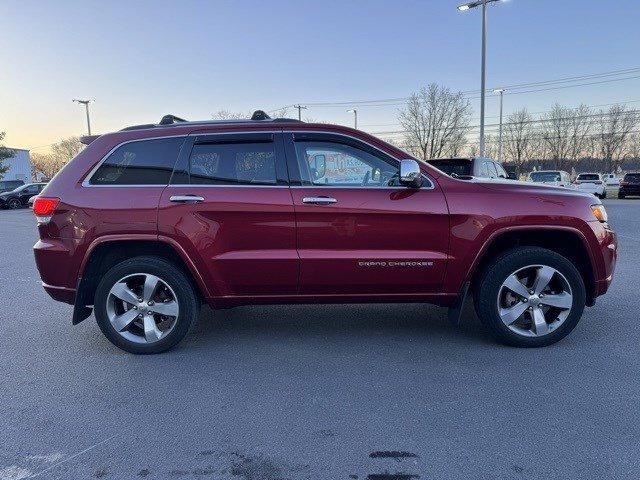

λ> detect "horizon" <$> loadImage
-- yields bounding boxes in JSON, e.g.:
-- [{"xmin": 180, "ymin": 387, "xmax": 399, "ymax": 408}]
[{"xmin": 1, "ymin": 0, "xmax": 639, "ymax": 152}]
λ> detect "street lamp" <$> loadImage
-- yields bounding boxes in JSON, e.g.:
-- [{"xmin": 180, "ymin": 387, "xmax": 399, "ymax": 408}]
[
  {"xmin": 457, "ymin": 0, "xmax": 505, "ymax": 157},
  {"xmin": 73, "ymin": 99, "xmax": 93, "ymax": 135},
  {"xmin": 347, "ymin": 109, "xmax": 358, "ymax": 129},
  {"xmin": 493, "ymin": 88, "xmax": 506, "ymax": 161}
]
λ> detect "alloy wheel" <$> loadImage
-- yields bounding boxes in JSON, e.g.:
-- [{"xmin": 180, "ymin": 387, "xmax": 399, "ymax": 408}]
[
  {"xmin": 497, "ymin": 264, "xmax": 573, "ymax": 337},
  {"xmin": 106, "ymin": 273, "xmax": 179, "ymax": 344},
  {"xmin": 8, "ymin": 199, "xmax": 21, "ymax": 209}
]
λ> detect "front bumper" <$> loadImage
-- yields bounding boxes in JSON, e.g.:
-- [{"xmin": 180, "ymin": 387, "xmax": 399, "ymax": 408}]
[{"xmin": 589, "ymin": 222, "xmax": 617, "ymax": 297}]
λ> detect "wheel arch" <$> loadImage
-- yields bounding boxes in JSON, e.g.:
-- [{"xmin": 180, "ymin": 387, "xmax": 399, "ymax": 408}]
[
  {"xmin": 76, "ymin": 237, "xmax": 211, "ymax": 320},
  {"xmin": 467, "ymin": 226, "xmax": 597, "ymax": 306}
]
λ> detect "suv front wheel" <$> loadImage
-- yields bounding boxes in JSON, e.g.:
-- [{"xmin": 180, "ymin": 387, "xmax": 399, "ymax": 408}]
[
  {"xmin": 94, "ymin": 256, "xmax": 199, "ymax": 354},
  {"xmin": 474, "ymin": 247, "xmax": 586, "ymax": 347}
]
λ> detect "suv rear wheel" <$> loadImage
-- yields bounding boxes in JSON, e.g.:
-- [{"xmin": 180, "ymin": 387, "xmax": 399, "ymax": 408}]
[
  {"xmin": 94, "ymin": 256, "xmax": 199, "ymax": 354},
  {"xmin": 474, "ymin": 247, "xmax": 586, "ymax": 347}
]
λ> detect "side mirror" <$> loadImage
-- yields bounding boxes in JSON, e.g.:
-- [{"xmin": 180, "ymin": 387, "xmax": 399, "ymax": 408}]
[{"xmin": 399, "ymin": 159, "xmax": 423, "ymax": 188}]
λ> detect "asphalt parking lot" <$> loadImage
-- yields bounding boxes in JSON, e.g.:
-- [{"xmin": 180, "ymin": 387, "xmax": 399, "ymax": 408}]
[{"xmin": 0, "ymin": 200, "xmax": 638, "ymax": 480}]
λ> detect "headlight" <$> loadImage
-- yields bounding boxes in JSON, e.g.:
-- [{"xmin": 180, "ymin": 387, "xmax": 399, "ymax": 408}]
[{"xmin": 591, "ymin": 204, "xmax": 608, "ymax": 223}]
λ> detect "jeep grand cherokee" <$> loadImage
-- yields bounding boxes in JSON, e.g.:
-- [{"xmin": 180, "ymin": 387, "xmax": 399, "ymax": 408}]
[{"xmin": 32, "ymin": 111, "xmax": 617, "ymax": 354}]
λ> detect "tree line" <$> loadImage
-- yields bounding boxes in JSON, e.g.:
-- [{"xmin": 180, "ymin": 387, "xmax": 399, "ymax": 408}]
[
  {"xmin": 2, "ymin": 85, "xmax": 638, "ymax": 181},
  {"xmin": 397, "ymin": 83, "xmax": 640, "ymax": 175}
]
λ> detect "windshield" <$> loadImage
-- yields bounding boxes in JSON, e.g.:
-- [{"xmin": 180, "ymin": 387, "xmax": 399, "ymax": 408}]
[
  {"xmin": 530, "ymin": 172, "xmax": 561, "ymax": 182},
  {"xmin": 577, "ymin": 174, "xmax": 599, "ymax": 181},
  {"xmin": 428, "ymin": 159, "xmax": 472, "ymax": 177}
]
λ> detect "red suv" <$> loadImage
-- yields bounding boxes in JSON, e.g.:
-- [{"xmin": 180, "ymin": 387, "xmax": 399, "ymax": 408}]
[{"xmin": 32, "ymin": 112, "xmax": 617, "ymax": 354}]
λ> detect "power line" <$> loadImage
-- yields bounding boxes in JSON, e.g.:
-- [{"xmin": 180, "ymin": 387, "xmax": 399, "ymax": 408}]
[{"xmin": 270, "ymin": 66, "xmax": 640, "ymax": 110}]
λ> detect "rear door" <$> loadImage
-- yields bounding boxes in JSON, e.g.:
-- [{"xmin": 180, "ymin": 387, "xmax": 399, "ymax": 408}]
[
  {"xmin": 157, "ymin": 131, "xmax": 298, "ymax": 298},
  {"xmin": 284, "ymin": 131, "xmax": 449, "ymax": 296}
]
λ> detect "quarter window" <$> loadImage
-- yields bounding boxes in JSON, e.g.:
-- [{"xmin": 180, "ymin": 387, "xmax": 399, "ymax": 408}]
[
  {"xmin": 294, "ymin": 141, "xmax": 399, "ymax": 187},
  {"xmin": 189, "ymin": 142, "xmax": 277, "ymax": 185},
  {"xmin": 90, "ymin": 137, "xmax": 184, "ymax": 185}
]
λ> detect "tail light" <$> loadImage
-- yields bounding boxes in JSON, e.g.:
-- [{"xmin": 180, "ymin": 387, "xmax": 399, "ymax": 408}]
[
  {"xmin": 620, "ymin": 181, "xmax": 628, "ymax": 186},
  {"xmin": 32, "ymin": 197, "xmax": 60, "ymax": 224}
]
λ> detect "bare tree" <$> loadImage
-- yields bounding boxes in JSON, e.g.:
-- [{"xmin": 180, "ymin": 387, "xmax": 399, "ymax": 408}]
[
  {"xmin": 596, "ymin": 104, "xmax": 639, "ymax": 173},
  {"xmin": 0, "ymin": 132, "xmax": 15, "ymax": 178},
  {"xmin": 212, "ymin": 110, "xmax": 247, "ymax": 120},
  {"xmin": 540, "ymin": 104, "xmax": 592, "ymax": 170},
  {"xmin": 398, "ymin": 84, "xmax": 472, "ymax": 160},
  {"xmin": 212, "ymin": 108, "xmax": 290, "ymax": 120},
  {"xmin": 31, "ymin": 137, "xmax": 83, "ymax": 180},
  {"xmin": 503, "ymin": 108, "xmax": 535, "ymax": 176}
]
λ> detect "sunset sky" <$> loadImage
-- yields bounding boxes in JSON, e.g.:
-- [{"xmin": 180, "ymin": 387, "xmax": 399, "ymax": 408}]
[{"xmin": 1, "ymin": 0, "xmax": 639, "ymax": 152}]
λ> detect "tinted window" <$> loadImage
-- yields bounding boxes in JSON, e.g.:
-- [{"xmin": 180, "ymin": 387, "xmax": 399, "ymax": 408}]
[
  {"xmin": 428, "ymin": 159, "xmax": 472, "ymax": 177},
  {"xmin": 189, "ymin": 142, "xmax": 276, "ymax": 185},
  {"xmin": 624, "ymin": 173, "xmax": 640, "ymax": 183},
  {"xmin": 531, "ymin": 172, "xmax": 561, "ymax": 182},
  {"xmin": 578, "ymin": 174, "xmax": 600, "ymax": 181},
  {"xmin": 90, "ymin": 137, "xmax": 184, "ymax": 185},
  {"xmin": 295, "ymin": 141, "xmax": 399, "ymax": 187}
]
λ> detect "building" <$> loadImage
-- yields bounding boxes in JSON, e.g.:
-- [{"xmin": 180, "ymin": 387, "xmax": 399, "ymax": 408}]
[{"xmin": 2, "ymin": 148, "xmax": 32, "ymax": 182}]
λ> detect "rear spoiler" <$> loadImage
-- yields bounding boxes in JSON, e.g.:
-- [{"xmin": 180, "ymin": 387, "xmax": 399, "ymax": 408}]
[{"xmin": 79, "ymin": 135, "xmax": 99, "ymax": 145}]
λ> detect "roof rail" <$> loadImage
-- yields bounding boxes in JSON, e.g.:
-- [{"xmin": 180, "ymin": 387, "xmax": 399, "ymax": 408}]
[
  {"xmin": 159, "ymin": 114, "xmax": 188, "ymax": 125},
  {"xmin": 119, "ymin": 109, "xmax": 302, "ymax": 132},
  {"xmin": 250, "ymin": 110, "xmax": 271, "ymax": 121}
]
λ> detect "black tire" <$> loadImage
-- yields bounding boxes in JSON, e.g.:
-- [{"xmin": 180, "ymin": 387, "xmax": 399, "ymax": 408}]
[
  {"xmin": 8, "ymin": 198, "xmax": 21, "ymax": 209},
  {"xmin": 94, "ymin": 256, "xmax": 200, "ymax": 354},
  {"xmin": 600, "ymin": 191, "xmax": 607, "ymax": 199},
  {"xmin": 618, "ymin": 192, "xmax": 625, "ymax": 199},
  {"xmin": 474, "ymin": 247, "xmax": 586, "ymax": 347}
]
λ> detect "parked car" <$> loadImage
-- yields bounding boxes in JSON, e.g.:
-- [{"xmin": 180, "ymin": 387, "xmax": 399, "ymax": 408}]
[
  {"xmin": 32, "ymin": 112, "xmax": 617, "ymax": 354},
  {"xmin": 618, "ymin": 172, "xmax": 640, "ymax": 198},
  {"xmin": 528, "ymin": 170, "xmax": 574, "ymax": 188},
  {"xmin": 574, "ymin": 173, "xmax": 607, "ymax": 199},
  {"xmin": 603, "ymin": 173, "xmax": 620, "ymax": 186},
  {"xmin": 0, "ymin": 179, "xmax": 25, "ymax": 193},
  {"xmin": 427, "ymin": 157, "xmax": 509, "ymax": 179},
  {"xmin": 0, "ymin": 182, "xmax": 47, "ymax": 209}
]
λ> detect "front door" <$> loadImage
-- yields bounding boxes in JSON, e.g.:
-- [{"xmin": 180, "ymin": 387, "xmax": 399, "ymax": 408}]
[
  {"xmin": 158, "ymin": 131, "xmax": 298, "ymax": 298},
  {"xmin": 284, "ymin": 132, "xmax": 449, "ymax": 296}
]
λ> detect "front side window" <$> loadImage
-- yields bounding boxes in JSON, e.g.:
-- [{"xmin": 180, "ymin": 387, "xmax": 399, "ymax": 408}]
[
  {"xmin": 189, "ymin": 142, "xmax": 277, "ymax": 185},
  {"xmin": 295, "ymin": 141, "xmax": 399, "ymax": 187},
  {"xmin": 90, "ymin": 137, "xmax": 184, "ymax": 185}
]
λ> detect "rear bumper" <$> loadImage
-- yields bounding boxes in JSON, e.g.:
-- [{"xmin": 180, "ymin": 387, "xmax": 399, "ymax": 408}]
[
  {"xmin": 619, "ymin": 186, "xmax": 640, "ymax": 195},
  {"xmin": 33, "ymin": 238, "xmax": 79, "ymax": 305},
  {"xmin": 42, "ymin": 282, "xmax": 76, "ymax": 304}
]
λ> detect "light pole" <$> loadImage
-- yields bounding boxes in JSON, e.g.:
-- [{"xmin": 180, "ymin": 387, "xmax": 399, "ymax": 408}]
[
  {"xmin": 347, "ymin": 109, "xmax": 358, "ymax": 129},
  {"xmin": 73, "ymin": 99, "xmax": 93, "ymax": 135},
  {"xmin": 457, "ymin": 0, "xmax": 504, "ymax": 157},
  {"xmin": 294, "ymin": 105, "xmax": 307, "ymax": 121},
  {"xmin": 493, "ymin": 88, "xmax": 506, "ymax": 161}
]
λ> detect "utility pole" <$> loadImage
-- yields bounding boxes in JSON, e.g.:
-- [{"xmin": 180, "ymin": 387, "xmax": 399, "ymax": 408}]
[
  {"xmin": 347, "ymin": 109, "xmax": 358, "ymax": 129},
  {"xmin": 294, "ymin": 105, "xmax": 307, "ymax": 121},
  {"xmin": 73, "ymin": 99, "xmax": 93, "ymax": 135},
  {"xmin": 457, "ymin": 0, "xmax": 505, "ymax": 157},
  {"xmin": 493, "ymin": 88, "xmax": 506, "ymax": 161}
]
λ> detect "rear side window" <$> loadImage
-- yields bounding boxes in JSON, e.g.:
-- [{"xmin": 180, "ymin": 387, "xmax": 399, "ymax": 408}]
[
  {"xmin": 189, "ymin": 142, "xmax": 277, "ymax": 185},
  {"xmin": 90, "ymin": 137, "xmax": 184, "ymax": 185}
]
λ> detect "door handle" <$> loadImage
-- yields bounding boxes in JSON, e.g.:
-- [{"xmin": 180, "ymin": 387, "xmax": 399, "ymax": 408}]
[
  {"xmin": 169, "ymin": 195, "xmax": 205, "ymax": 203},
  {"xmin": 302, "ymin": 196, "xmax": 338, "ymax": 205}
]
